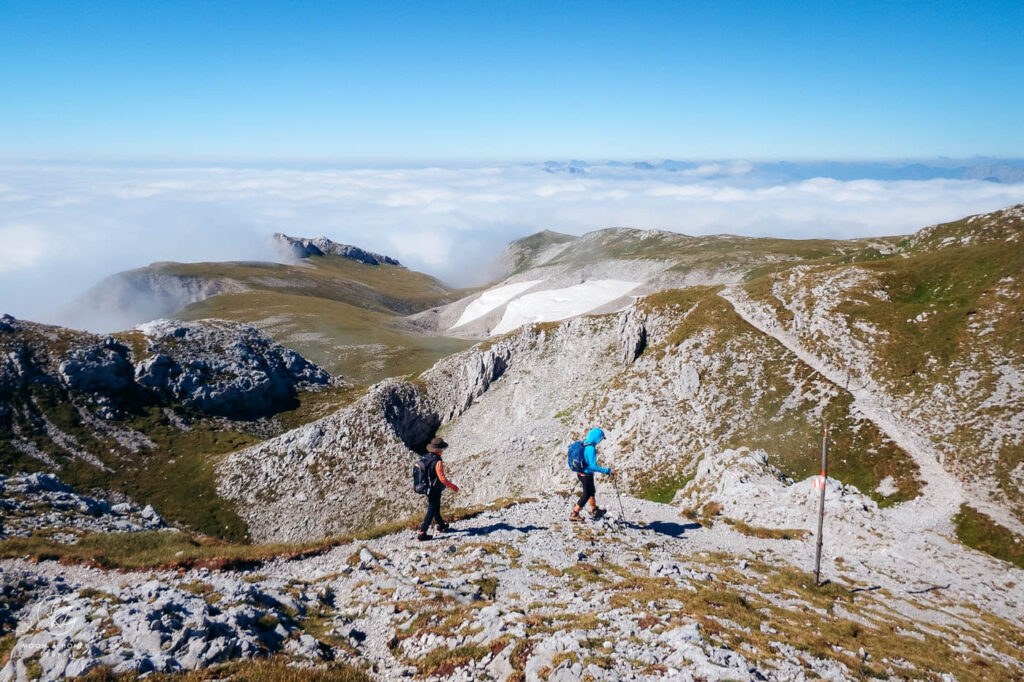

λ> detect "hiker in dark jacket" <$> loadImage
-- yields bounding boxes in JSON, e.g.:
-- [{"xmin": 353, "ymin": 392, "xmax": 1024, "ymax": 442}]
[
  {"xmin": 418, "ymin": 437, "xmax": 459, "ymax": 541},
  {"xmin": 570, "ymin": 427, "xmax": 616, "ymax": 522}
]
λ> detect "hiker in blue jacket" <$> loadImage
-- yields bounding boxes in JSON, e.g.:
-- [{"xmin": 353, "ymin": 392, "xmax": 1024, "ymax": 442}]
[{"xmin": 570, "ymin": 427, "xmax": 617, "ymax": 522}]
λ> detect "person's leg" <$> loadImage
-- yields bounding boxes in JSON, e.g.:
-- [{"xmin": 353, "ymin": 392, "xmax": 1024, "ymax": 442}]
[
  {"xmin": 420, "ymin": 489, "xmax": 441, "ymax": 535},
  {"xmin": 430, "ymin": 489, "xmax": 446, "ymax": 529},
  {"xmin": 573, "ymin": 475, "xmax": 595, "ymax": 517}
]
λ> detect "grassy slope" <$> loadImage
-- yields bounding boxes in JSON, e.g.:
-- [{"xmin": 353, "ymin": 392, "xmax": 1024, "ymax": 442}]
[
  {"xmin": 511, "ymin": 227, "xmax": 901, "ymax": 277},
  {"xmin": 158, "ymin": 256, "xmax": 473, "ymax": 383},
  {"xmin": 178, "ymin": 291, "xmax": 470, "ymax": 384}
]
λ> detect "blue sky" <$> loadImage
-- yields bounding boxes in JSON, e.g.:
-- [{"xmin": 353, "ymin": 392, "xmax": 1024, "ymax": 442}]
[{"xmin": 2, "ymin": 0, "xmax": 1023, "ymax": 160}]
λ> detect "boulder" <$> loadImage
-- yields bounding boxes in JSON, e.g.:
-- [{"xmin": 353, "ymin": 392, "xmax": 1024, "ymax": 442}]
[{"xmin": 58, "ymin": 338, "xmax": 134, "ymax": 394}]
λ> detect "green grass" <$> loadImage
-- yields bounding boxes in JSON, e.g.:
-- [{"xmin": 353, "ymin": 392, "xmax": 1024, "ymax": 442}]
[
  {"xmin": 635, "ymin": 469, "xmax": 696, "ymax": 504},
  {"xmin": 723, "ymin": 518, "xmax": 811, "ymax": 540},
  {"xmin": 953, "ymin": 504, "xmax": 1024, "ymax": 569},
  {"xmin": 273, "ymin": 384, "xmax": 366, "ymax": 432},
  {"xmin": 156, "ymin": 254, "xmax": 458, "ymax": 314}
]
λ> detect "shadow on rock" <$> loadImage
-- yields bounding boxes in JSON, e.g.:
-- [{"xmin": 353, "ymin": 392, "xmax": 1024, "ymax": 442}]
[
  {"xmin": 462, "ymin": 523, "xmax": 546, "ymax": 536},
  {"xmin": 645, "ymin": 520, "xmax": 701, "ymax": 537}
]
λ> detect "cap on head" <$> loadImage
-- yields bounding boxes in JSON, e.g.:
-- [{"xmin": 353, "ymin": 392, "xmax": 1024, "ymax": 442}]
[{"xmin": 427, "ymin": 437, "xmax": 449, "ymax": 451}]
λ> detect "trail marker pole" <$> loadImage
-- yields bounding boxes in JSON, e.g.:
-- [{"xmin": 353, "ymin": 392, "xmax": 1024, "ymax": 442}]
[{"xmin": 814, "ymin": 424, "xmax": 829, "ymax": 586}]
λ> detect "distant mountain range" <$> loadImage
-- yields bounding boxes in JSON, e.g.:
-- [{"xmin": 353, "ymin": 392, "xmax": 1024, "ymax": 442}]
[{"xmin": 540, "ymin": 158, "xmax": 1024, "ymax": 183}]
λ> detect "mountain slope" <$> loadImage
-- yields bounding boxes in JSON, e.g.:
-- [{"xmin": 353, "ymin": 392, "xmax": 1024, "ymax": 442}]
[
  {"xmin": 732, "ymin": 204, "xmax": 1024, "ymax": 532},
  {"xmin": 420, "ymin": 227, "xmax": 901, "ymax": 338},
  {"xmin": 62, "ymin": 236, "xmax": 472, "ymax": 384}
]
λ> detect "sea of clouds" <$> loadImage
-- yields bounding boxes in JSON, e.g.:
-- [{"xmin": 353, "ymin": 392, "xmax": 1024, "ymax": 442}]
[{"xmin": 1, "ymin": 160, "xmax": 1023, "ymax": 325}]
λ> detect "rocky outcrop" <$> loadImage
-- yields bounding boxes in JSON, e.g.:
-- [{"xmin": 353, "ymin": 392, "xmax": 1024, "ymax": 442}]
[
  {"xmin": 58, "ymin": 338, "xmax": 134, "ymax": 395},
  {"xmin": 134, "ymin": 319, "xmax": 330, "ymax": 417},
  {"xmin": 0, "ymin": 472, "xmax": 165, "ymax": 541},
  {"xmin": 273, "ymin": 233, "xmax": 401, "ymax": 266},
  {"xmin": 217, "ymin": 380, "xmax": 438, "ymax": 542},
  {"xmin": 3, "ymin": 316, "xmax": 330, "ymax": 422},
  {"xmin": 0, "ymin": 570, "xmax": 329, "ymax": 681},
  {"xmin": 617, "ymin": 307, "xmax": 647, "ymax": 364}
]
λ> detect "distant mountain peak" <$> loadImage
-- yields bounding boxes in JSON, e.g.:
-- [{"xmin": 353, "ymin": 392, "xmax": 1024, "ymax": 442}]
[{"xmin": 273, "ymin": 233, "xmax": 402, "ymax": 266}]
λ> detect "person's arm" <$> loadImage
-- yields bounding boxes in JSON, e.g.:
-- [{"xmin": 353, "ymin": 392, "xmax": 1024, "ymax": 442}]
[
  {"xmin": 435, "ymin": 460, "xmax": 459, "ymax": 491},
  {"xmin": 584, "ymin": 444, "xmax": 611, "ymax": 475}
]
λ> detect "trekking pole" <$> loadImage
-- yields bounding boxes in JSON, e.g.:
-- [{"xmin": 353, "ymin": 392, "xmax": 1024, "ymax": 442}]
[
  {"xmin": 612, "ymin": 471, "xmax": 627, "ymax": 524},
  {"xmin": 566, "ymin": 479, "xmax": 578, "ymax": 507}
]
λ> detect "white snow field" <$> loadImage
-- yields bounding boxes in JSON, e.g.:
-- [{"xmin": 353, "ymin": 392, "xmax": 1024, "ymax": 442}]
[
  {"xmin": 450, "ymin": 279, "xmax": 543, "ymax": 329},
  {"xmin": 489, "ymin": 279, "xmax": 640, "ymax": 335}
]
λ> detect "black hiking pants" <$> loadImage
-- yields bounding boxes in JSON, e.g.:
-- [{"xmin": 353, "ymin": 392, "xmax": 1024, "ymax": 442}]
[
  {"xmin": 577, "ymin": 473, "xmax": 596, "ymax": 508},
  {"xmin": 420, "ymin": 486, "xmax": 445, "ymax": 534}
]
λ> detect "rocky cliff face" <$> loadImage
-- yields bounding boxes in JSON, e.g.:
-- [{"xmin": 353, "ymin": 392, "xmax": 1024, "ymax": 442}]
[
  {"xmin": 217, "ymin": 381, "xmax": 437, "ymax": 542},
  {"xmin": 217, "ymin": 283, "xmax": 917, "ymax": 544},
  {"xmin": 1, "ymin": 316, "xmax": 330, "ymax": 426}
]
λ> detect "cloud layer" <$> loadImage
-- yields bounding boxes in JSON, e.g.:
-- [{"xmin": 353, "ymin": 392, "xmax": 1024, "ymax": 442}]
[{"xmin": 2, "ymin": 161, "xmax": 1023, "ymax": 325}]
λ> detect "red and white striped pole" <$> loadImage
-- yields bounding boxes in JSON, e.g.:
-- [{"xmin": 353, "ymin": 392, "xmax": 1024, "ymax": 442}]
[{"xmin": 814, "ymin": 423, "xmax": 829, "ymax": 585}]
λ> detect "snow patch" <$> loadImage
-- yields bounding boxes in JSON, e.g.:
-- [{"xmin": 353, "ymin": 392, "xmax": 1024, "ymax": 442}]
[
  {"xmin": 450, "ymin": 280, "xmax": 544, "ymax": 329},
  {"xmin": 489, "ymin": 280, "xmax": 640, "ymax": 335}
]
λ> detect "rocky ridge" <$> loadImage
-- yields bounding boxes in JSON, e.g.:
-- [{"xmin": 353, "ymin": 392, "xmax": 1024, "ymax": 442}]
[
  {"xmin": 1, "ymin": 314, "xmax": 330, "ymax": 429},
  {"xmin": 217, "ymin": 381, "xmax": 438, "ymax": 542},
  {"xmin": 273, "ymin": 233, "xmax": 402, "ymax": 266},
  {"xmin": 132, "ymin": 318, "xmax": 331, "ymax": 417}
]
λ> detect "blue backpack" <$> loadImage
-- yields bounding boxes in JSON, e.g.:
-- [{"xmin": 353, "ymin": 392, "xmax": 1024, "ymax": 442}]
[{"xmin": 567, "ymin": 441, "xmax": 587, "ymax": 473}]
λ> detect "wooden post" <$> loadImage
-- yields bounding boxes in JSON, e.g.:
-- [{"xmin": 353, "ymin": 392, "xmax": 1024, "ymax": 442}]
[{"xmin": 814, "ymin": 424, "xmax": 829, "ymax": 586}]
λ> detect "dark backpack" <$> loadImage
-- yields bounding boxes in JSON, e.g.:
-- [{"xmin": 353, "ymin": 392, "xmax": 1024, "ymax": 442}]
[
  {"xmin": 413, "ymin": 453, "xmax": 440, "ymax": 494},
  {"xmin": 567, "ymin": 441, "xmax": 587, "ymax": 473}
]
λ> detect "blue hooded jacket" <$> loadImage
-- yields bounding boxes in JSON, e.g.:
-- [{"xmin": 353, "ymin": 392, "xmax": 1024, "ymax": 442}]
[{"xmin": 582, "ymin": 428, "xmax": 610, "ymax": 475}]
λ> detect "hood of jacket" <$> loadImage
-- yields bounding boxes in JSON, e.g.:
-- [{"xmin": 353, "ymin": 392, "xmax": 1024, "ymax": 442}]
[{"xmin": 585, "ymin": 428, "xmax": 605, "ymax": 445}]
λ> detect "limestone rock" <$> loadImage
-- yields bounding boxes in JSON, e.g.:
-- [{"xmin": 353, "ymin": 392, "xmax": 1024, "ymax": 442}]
[{"xmin": 134, "ymin": 319, "xmax": 330, "ymax": 417}]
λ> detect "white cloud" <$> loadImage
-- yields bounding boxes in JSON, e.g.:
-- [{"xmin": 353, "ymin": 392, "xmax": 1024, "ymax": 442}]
[
  {"xmin": 0, "ymin": 161, "xmax": 1022, "ymax": 325},
  {"xmin": 0, "ymin": 224, "xmax": 50, "ymax": 274}
]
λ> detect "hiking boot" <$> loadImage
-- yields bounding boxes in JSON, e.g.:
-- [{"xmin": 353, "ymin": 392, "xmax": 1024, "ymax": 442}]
[
  {"xmin": 591, "ymin": 508, "xmax": 607, "ymax": 519},
  {"xmin": 417, "ymin": 532, "xmax": 433, "ymax": 542},
  {"xmin": 569, "ymin": 511, "xmax": 584, "ymax": 522},
  {"xmin": 436, "ymin": 523, "xmax": 451, "ymax": 533}
]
